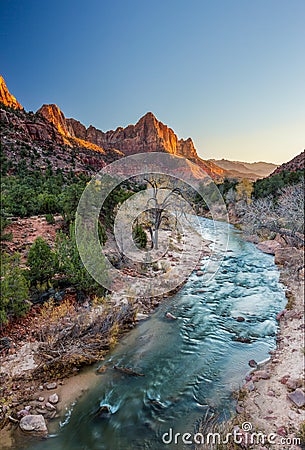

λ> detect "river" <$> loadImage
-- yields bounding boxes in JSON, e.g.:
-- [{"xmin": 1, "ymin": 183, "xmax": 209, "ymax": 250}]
[{"xmin": 23, "ymin": 218, "xmax": 286, "ymax": 450}]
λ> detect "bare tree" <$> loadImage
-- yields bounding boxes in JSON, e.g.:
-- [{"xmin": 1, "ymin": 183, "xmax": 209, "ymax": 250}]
[
  {"xmin": 239, "ymin": 181, "xmax": 304, "ymax": 246},
  {"xmin": 144, "ymin": 177, "xmax": 188, "ymax": 249}
]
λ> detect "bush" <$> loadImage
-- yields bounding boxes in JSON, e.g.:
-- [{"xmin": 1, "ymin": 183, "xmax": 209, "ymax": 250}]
[
  {"xmin": 132, "ymin": 223, "xmax": 147, "ymax": 249},
  {"xmin": 27, "ymin": 237, "xmax": 58, "ymax": 286},
  {"xmin": 45, "ymin": 213, "xmax": 55, "ymax": 224},
  {"xmin": 0, "ymin": 253, "xmax": 30, "ymax": 325},
  {"xmin": 55, "ymin": 223, "xmax": 107, "ymax": 295}
]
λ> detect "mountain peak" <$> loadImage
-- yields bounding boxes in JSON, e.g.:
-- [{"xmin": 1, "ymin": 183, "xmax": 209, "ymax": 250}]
[
  {"xmin": 0, "ymin": 75, "xmax": 23, "ymax": 110},
  {"xmin": 37, "ymin": 104, "xmax": 72, "ymax": 137}
]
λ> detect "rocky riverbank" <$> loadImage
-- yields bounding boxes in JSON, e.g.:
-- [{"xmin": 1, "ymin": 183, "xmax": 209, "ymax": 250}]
[{"xmin": 231, "ymin": 243, "xmax": 305, "ymax": 449}]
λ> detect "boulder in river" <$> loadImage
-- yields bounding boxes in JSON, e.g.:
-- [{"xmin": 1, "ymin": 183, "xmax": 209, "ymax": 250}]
[
  {"xmin": 165, "ymin": 312, "xmax": 177, "ymax": 320},
  {"xmin": 248, "ymin": 359, "xmax": 257, "ymax": 368},
  {"xmin": 19, "ymin": 414, "xmax": 48, "ymax": 433}
]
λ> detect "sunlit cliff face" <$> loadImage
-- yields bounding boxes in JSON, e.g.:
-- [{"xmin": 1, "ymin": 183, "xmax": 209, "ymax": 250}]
[{"xmin": 0, "ymin": 75, "xmax": 23, "ymax": 110}]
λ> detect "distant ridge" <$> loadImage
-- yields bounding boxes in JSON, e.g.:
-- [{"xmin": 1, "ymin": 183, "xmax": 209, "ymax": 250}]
[
  {"xmin": 269, "ymin": 150, "xmax": 304, "ymax": 176},
  {"xmin": 209, "ymin": 159, "xmax": 277, "ymax": 180}
]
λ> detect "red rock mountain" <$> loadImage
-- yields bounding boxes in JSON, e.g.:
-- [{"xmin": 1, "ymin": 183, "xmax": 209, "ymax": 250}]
[
  {"xmin": 269, "ymin": 150, "xmax": 304, "ymax": 176},
  {"xmin": 36, "ymin": 104, "xmax": 225, "ymax": 178},
  {"xmin": 0, "ymin": 76, "xmax": 23, "ymax": 110}
]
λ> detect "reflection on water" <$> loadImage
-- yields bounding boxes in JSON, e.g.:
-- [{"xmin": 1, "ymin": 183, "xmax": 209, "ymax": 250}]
[{"xmin": 23, "ymin": 219, "xmax": 286, "ymax": 450}]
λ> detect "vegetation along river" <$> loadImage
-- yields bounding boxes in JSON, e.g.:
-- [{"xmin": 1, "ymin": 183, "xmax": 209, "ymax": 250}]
[{"xmin": 24, "ymin": 218, "xmax": 286, "ymax": 450}]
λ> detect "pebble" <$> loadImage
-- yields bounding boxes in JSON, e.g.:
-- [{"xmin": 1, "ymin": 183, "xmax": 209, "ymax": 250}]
[
  {"xmin": 48, "ymin": 393, "xmax": 59, "ymax": 404},
  {"xmin": 165, "ymin": 312, "xmax": 177, "ymax": 320},
  {"xmin": 38, "ymin": 397, "xmax": 44, "ymax": 402},
  {"xmin": 236, "ymin": 404, "xmax": 244, "ymax": 414},
  {"xmin": 236, "ymin": 316, "xmax": 245, "ymax": 322},
  {"xmin": 254, "ymin": 370, "xmax": 270, "ymax": 380},
  {"xmin": 279, "ymin": 375, "xmax": 290, "ymax": 384},
  {"xmin": 286, "ymin": 378, "xmax": 303, "ymax": 390},
  {"xmin": 46, "ymin": 382, "xmax": 57, "ymax": 390},
  {"xmin": 45, "ymin": 402, "xmax": 56, "ymax": 411},
  {"xmin": 277, "ymin": 426, "xmax": 287, "ymax": 437},
  {"xmin": 267, "ymin": 390, "xmax": 275, "ymax": 397},
  {"xmin": 248, "ymin": 359, "xmax": 257, "ymax": 368}
]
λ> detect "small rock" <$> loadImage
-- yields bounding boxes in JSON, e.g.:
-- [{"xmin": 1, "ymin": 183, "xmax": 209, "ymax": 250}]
[
  {"xmin": 277, "ymin": 426, "xmax": 287, "ymax": 437},
  {"xmin": 236, "ymin": 404, "xmax": 244, "ymax": 414},
  {"xmin": 165, "ymin": 312, "xmax": 177, "ymax": 320},
  {"xmin": 135, "ymin": 313, "xmax": 149, "ymax": 321},
  {"xmin": 45, "ymin": 402, "xmax": 56, "ymax": 411},
  {"xmin": 46, "ymin": 382, "xmax": 57, "ymax": 390},
  {"xmin": 286, "ymin": 379, "xmax": 303, "ymax": 390},
  {"xmin": 254, "ymin": 370, "xmax": 270, "ymax": 380},
  {"xmin": 39, "ymin": 386, "xmax": 43, "ymax": 391},
  {"xmin": 267, "ymin": 390, "xmax": 275, "ymax": 397},
  {"xmin": 287, "ymin": 389, "xmax": 305, "ymax": 407},
  {"xmin": 279, "ymin": 375, "xmax": 290, "ymax": 385},
  {"xmin": 17, "ymin": 409, "xmax": 30, "ymax": 417},
  {"xmin": 96, "ymin": 366, "xmax": 107, "ymax": 374},
  {"xmin": 19, "ymin": 414, "xmax": 48, "ymax": 433},
  {"xmin": 38, "ymin": 397, "xmax": 44, "ymax": 402},
  {"xmin": 48, "ymin": 393, "xmax": 59, "ymax": 404},
  {"xmin": 248, "ymin": 359, "xmax": 257, "ymax": 368},
  {"xmin": 24, "ymin": 406, "xmax": 31, "ymax": 411},
  {"xmin": 196, "ymin": 271, "xmax": 204, "ymax": 276},
  {"xmin": 236, "ymin": 316, "xmax": 245, "ymax": 322}
]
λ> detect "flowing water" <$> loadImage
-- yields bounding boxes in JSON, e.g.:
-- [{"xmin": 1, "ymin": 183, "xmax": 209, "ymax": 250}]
[{"xmin": 23, "ymin": 218, "xmax": 286, "ymax": 450}]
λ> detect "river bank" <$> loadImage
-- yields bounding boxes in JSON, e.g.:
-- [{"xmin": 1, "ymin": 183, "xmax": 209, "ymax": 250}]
[{"xmin": 225, "ymin": 243, "xmax": 305, "ymax": 450}]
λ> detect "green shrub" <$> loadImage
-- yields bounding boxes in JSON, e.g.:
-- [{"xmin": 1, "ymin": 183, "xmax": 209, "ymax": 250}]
[
  {"xmin": 55, "ymin": 223, "xmax": 107, "ymax": 295},
  {"xmin": 27, "ymin": 237, "xmax": 58, "ymax": 285},
  {"xmin": 45, "ymin": 213, "xmax": 55, "ymax": 224},
  {"xmin": 0, "ymin": 253, "xmax": 30, "ymax": 325},
  {"xmin": 132, "ymin": 223, "xmax": 147, "ymax": 249}
]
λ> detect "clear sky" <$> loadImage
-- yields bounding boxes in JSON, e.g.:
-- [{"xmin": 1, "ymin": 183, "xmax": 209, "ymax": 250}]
[{"xmin": 1, "ymin": 0, "xmax": 304, "ymax": 164}]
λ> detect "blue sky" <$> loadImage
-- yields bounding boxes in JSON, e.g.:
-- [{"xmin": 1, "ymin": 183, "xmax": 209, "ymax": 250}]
[{"xmin": 1, "ymin": 0, "xmax": 304, "ymax": 163}]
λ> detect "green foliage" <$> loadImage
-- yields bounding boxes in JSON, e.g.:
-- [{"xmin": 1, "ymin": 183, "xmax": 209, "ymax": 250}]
[
  {"xmin": 133, "ymin": 223, "xmax": 147, "ymax": 248},
  {"xmin": 1, "ymin": 167, "xmax": 89, "ymax": 218},
  {"xmin": 45, "ymin": 213, "xmax": 55, "ymax": 224},
  {"xmin": 252, "ymin": 169, "xmax": 304, "ymax": 199},
  {"xmin": 59, "ymin": 181, "xmax": 86, "ymax": 223},
  {"xmin": 55, "ymin": 223, "xmax": 106, "ymax": 295},
  {"xmin": 98, "ymin": 221, "xmax": 108, "ymax": 245},
  {"xmin": 216, "ymin": 178, "xmax": 238, "ymax": 196},
  {"xmin": 0, "ymin": 215, "xmax": 13, "ymax": 241},
  {"xmin": 27, "ymin": 237, "xmax": 58, "ymax": 285},
  {"xmin": 0, "ymin": 253, "xmax": 30, "ymax": 325},
  {"xmin": 101, "ymin": 187, "xmax": 133, "ymax": 227}
]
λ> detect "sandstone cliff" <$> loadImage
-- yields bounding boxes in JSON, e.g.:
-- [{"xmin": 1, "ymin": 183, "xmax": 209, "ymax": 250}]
[{"xmin": 0, "ymin": 75, "xmax": 23, "ymax": 110}]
